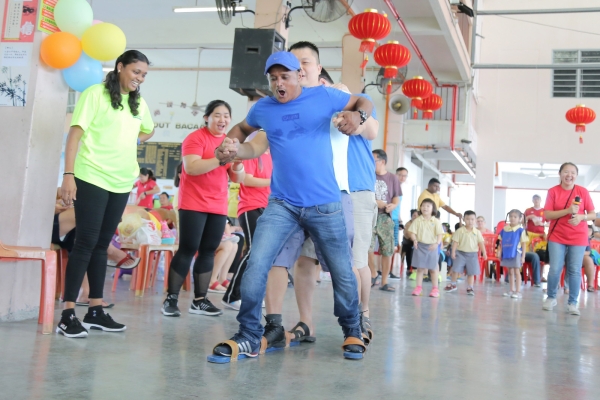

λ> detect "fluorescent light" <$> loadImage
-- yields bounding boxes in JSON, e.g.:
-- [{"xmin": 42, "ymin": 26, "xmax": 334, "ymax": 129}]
[
  {"xmin": 102, "ymin": 67, "xmax": 112, "ymax": 72},
  {"xmin": 173, "ymin": 6, "xmax": 246, "ymax": 13}
]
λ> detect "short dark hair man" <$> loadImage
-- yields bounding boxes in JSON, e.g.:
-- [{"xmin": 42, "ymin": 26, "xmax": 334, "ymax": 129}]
[{"xmin": 417, "ymin": 177, "xmax": 462, "ymax": 220}]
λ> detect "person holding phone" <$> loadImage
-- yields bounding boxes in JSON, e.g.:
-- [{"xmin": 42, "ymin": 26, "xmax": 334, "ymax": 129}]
[{"xmin": 543, "ymin": 162, "xmax": 596, "ymax": 315}]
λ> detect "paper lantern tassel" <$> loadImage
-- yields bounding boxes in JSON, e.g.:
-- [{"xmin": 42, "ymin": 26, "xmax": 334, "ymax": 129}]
[{"xmin": 359, "ymin": 40, "xmax": 376, "ymax": 53}]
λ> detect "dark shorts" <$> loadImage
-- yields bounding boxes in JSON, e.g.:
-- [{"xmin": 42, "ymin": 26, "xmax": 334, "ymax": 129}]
[{"xmin": 51, "ymin": 214, "xmax": 76, "ymax": 253}]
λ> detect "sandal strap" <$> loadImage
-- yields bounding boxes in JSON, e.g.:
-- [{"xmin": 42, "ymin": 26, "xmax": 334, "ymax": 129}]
[
  {"xmin": 342, "ymin": 337, "xmax": 366, "ymax": 352},
  {"xmin": 115, "ymin": 254, "xmax": 133, "ymax": 268},
  {"xmin": 259, "ymin": 337, "xmax": 268, "ymax": 355},
  {"xmin": 209, "ymin": 281, "xmax": 220, "ymax": 290},
  {"xmin": 214, "ymin": 340, "xmax": 239, "ymax": 361},
  {"xmin": 289, "ymin": 321, "xmax": 311, "ymax": 338}
]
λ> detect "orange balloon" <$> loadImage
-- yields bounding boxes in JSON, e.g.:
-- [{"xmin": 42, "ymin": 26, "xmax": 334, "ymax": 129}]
[{"xmin": 40, "ymin": 32, "xmax": 82, "ymax": 69}]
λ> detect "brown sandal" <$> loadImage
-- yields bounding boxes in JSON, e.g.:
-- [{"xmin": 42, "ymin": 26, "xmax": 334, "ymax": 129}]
[{"xmin": 342, "ymin": 337, "xmax": 366, "ymax": 359}]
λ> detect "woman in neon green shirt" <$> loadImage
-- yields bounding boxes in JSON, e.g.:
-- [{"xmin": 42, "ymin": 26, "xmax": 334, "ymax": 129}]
[{"xmin": 58, "ymin": 50, "xmax": 155, "ymax": 338}]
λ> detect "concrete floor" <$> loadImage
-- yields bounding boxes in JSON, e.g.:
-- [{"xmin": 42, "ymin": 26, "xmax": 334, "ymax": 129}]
[{"xmin": 1, "ymin": 276, "xmax": 600, "ymax": 400}]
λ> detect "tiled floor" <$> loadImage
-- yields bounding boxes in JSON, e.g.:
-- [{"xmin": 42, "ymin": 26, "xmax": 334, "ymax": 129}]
[{"xmin": 1, "ymin": 275, "xmax": 599, "ymax": 400}]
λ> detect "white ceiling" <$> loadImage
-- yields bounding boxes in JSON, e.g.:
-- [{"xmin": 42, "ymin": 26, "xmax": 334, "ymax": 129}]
[{"xmin": 89, "ymin": 0, "xmax": 469, "ymax": 82}]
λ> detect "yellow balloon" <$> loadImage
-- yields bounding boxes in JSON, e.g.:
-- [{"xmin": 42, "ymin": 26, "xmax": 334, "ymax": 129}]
[{"xmin": 81, "ymin": 23, "xmax": 126, "ymax": 61}]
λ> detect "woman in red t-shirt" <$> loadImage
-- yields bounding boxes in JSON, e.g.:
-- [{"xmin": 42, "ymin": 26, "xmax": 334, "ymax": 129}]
[
  {"xmin": 222, "ymin": 131, "xmax": 273, "ymax": 308},
  {"xmin": 543, "ymin": 162, "xmax": 596, "ymax": 315},
  {"xmin": 161, "ymin": 100, "xmax": 245, "ymax": 317},
  {"xmin": 133, "ymin": 168, "xmax": 160, "ymax": 209}
]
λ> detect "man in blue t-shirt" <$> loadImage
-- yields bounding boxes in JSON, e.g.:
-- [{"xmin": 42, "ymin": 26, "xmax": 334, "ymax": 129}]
[{"xmin": 212, "ymin": 51, "xmax": 374, "ymax": 361}]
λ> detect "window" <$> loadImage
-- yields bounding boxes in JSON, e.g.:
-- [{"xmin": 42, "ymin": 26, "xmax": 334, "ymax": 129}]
[
  {"xmin": 553, "ymin": 50, "xmax": 600, "ymax": 98},
  {"xmin": 66, "ymin": 88, "xmax": 78, "ymax": 113}
]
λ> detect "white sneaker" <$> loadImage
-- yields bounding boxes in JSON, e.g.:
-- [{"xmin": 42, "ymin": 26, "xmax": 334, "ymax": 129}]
[
  {"xmin": 567, "ymin": 303, "xmax": 580, "ymax": 315},
  {"xmin": 503, "ymin": 291, "xmax": 513, "ymax": 297},
  {"xmin": 543, "ymin": 298, "xmax": 557, "ymax": 311},
  {"xmin": 221, "ymin": 299, "xmax": 241, "ymax": 311},
  {"xmin": 511, "ymin": 292, "xmax": 522, "ymax": 299}
]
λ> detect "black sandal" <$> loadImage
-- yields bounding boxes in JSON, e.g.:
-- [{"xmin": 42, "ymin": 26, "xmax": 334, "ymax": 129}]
[
  {"xmin": 379, "ymin": 284, "xmax": 395, "ymax": 292},
  {"xmin": 288, "ymin": 321, "xmax": 316, "ymax": 343}
]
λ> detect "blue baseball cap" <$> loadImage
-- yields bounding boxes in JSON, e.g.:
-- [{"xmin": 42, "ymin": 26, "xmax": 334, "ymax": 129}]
[{"xmin": 264, "ymin": 51, "xmax": 301, "ymax": 75}]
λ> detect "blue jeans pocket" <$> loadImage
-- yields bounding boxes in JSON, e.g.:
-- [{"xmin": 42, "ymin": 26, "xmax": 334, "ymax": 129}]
[{"xmin": 315, "ymin": 202, "xmax": 342, "ymax": 215}]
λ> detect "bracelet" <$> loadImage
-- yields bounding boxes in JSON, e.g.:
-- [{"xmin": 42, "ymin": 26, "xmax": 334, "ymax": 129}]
[
  {"xmin": 63, "ymin": 172, "xmax": 74, "ymax": 176},
  {"xmin": 231, "ymin": 164, "xmax": 244, "ymax": 173}
]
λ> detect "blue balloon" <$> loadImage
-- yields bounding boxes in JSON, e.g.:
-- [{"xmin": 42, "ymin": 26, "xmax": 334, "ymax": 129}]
[{"xmin": 62, "ymin": 53, "xmax": 103, "ymax": 92}]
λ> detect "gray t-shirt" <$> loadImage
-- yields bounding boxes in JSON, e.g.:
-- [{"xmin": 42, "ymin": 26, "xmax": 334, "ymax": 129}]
[{"xmin": 374, "ymin": 172, "xmax": 402, "ymax": 214}]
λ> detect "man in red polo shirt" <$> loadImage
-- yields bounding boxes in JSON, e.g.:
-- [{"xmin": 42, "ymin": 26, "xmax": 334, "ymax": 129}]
[{"xmin": 525, "ymin": 194, "xmax": 546, "ymax": 242}]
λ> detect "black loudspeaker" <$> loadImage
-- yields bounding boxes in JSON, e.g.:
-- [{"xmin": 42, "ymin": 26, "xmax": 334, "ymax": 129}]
[{"xmin": 230, "ymin": 28, "xmax": 286, "ymax": 98}]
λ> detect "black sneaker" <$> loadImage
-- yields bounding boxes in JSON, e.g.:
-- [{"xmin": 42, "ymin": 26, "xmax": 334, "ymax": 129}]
[
  {"xmin": 213, "ymin": 333, "xmax": 259, "ymax": 357},
  {"xmin": 189, "ymin": 297, "xmax": 223, "ymax": 316},
  {"xmin": 161, "ymin": 294, "xmax": 181, "ymax": 317},
  {"xmin": 263, "ymin": 320, "xmax": 286, "ymax": 349},
  {"xmin": 82, "ymin": 307, "xmax": 126, "ymax": 332},
  {"xmin": 56, "ymin": 313, "xmax": 88, "ymax": 338},
  {"xmin": 389, "ymin": 273, "xmax": 401, "ymax": 280}
]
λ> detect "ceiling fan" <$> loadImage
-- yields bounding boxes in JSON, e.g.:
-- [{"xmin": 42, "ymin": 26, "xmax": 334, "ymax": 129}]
[{"xmin": 520, "ymin": 163, "xmax": 559, "ymax": 179}]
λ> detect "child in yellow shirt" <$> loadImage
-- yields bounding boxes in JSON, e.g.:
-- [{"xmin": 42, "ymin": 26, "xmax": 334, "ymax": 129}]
[
  {"xmin": 445, "ymin": 210, "xmax": 487, "ymax": 296},
  {"xmin": 407, "ymin": 198, "xmax": 445, "ymax": 297}
]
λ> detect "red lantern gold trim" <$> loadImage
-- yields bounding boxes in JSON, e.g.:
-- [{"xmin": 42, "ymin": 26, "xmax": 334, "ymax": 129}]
[
  {"xmin": 348, "ymin": 9, "xmax": 392, "ymax": 53},
  {"xmin": 566, "ymin": 104, "xmax": 596, "ymax": 143},
  {"xmin": 402, "ymin": 76, "xmax": 433, "ymax": 118},
  {"xmin": 373, "ymin": 41, "xmax": 411, "ymax": 79}
]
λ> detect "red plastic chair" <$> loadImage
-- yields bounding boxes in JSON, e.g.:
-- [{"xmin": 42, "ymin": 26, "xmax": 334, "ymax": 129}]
[
  {"xmin": 522, "ymin": 262, "xmax": 534, "ymax": 286},
  {"xmin": 480, "ymin": 234, "xmax": 501, "ymax": 282},
  {"xmin": 112, "ymin": 243, "xmax": 188, "ymax": 296},
  {"xmin": 588, "ymin": 240, "xmax": 600, "ymax": 290},
  {"xmin": 50, "ymin": 244, "xmax": 69, "ymax": 301},
  {"xmin": 0, "ymin": 241, "xmax": 57, "ymax": 334}
]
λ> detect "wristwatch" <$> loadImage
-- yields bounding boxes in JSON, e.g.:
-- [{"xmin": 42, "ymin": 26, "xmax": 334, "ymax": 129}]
[{"xmin": 357, "ymin": 109, "xmax": 367, "ymax": 125}]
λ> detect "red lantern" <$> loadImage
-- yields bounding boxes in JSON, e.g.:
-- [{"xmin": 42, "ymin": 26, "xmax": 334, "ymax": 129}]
[
  {"xmin": 348, "ymin": 9, "xmax": 391, "ymax": 53},
  {"xmin": 374, "ymin": 41, "xmax": 411, "ymax": 79},
  {"xmin": 402, "ymin": 76, "xmax": 433, "ymax": 118},
  {"xmin": 566, "ymin": 104, "xmax": 596, "ymax": 143},
  {"xmin": 418, "ymin": 93, "xmax": 443, "ymax": 119},
  {"xmin": 417, "ymin": 93, "xmax": 443, "ymax": 131}
]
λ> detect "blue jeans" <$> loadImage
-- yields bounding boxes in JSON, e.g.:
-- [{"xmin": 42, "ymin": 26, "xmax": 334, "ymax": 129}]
[
  {"xmin": 547, "ymin": 241, "xmax": 586, "ymax": 305},
  {"xmin": 236, "ymin": 198, "xmax": 359, "ymax": 344}
]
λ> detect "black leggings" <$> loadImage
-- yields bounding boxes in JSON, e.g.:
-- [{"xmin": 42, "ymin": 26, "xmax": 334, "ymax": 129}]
[
  {"xmin": 228, "ymin": 232, "xmax": 245, "ymax": 274},
  {"xmin": 63, "ymin": 178, "xmax": 129, "ymax": 302},
  {"xmin": 168, "ymin": 210, "xmax": 226, "ymax": 298},
  {"xmin": 402, "ymin": 238, "xmax": 414, "ymax": 275},
  {"xmin": 223, "ymin": 208, "xmax": 263, "ymax": 303}
]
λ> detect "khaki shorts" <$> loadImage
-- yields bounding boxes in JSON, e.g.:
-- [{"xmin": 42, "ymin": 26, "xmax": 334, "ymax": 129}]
[{"xmin": 350, "ymin": 191, "xmax": 377, "ymax": 269}]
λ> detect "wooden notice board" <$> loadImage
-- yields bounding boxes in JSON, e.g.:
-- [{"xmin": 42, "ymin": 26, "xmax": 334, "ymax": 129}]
[{"xmin": 137, "ymin": 142, "xmax": 182, "ymax": 180}]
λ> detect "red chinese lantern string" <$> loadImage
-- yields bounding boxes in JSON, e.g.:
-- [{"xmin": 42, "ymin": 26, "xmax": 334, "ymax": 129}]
[
  {"xmin": 348, "ymin": 9, "xmax": 391, "ymax": 54},
  {"xmin": 566, "ymin": 104, "xmax": 596, "ymax": 143},
  {"xmin": 402, "ymin": 76, "xmax": 433, "ymax": 118},
  {"xmin": 373, "ymin": 41, "xmax": 411, "ymax": 79}
]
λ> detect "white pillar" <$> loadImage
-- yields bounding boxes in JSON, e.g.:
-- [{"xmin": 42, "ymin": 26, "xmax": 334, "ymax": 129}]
[{"xmin": 0, "ymin": 5, "xmax": 69, "ymax": 321}]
